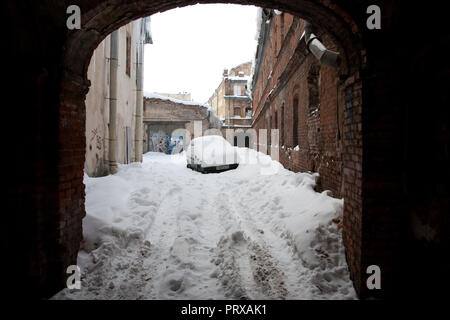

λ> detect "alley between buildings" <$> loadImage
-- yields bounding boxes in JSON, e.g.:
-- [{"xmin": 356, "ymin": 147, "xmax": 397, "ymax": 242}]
[{"xmin": 54, "ymin": 149, "xmax": 356, "ymax": 300}]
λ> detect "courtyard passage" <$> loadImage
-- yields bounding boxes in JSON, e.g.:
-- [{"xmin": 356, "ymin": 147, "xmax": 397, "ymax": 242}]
[{"xmin": 54, "ymin": 148, "xmax": 356, "ymax": 300}]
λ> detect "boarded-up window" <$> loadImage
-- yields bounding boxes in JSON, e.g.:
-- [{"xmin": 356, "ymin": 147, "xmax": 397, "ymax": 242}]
[
  {"xmin": 293, "ymin": 96, "xmax": 299, "ymax": 147},
  {"xmin": 274, "ymin": 111, "xmax": 278, "ymax": 129},
  {"xmin": 308, "ymin": 64, "xmax": 320, "ymax": 113},
  {"xmin": 126, "ymin": 34, "xmax": 131, "ymax": 77},
  {"xmin": 124, "ymin": 126, "xmax": 132, "ymax": 164},
  {"xmin": 280, "ymin": 104, "xmax": 285, "ymax": 145}
]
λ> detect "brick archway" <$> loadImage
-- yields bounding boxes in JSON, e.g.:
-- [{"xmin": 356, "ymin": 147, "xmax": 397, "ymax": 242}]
[
  {"xmin": 59, "ymin": 0, "xmax": 366, "ymax": 300},
  {"xmin": 2, "ymin": 0, "xmax": 367, "ymax": 299},
  {"xmin": 9, "ymin": 0, "xmax": 449, "ymax": 300}
]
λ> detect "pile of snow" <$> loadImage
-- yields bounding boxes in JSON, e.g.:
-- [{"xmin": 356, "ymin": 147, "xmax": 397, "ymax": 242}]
[
  {"xmin": 186, "ymin": 135, "xmax": 239, "ymax": 167},
  {"xmin": 53, "ymin": 143, "xmax": 356, "ymax": 300}
]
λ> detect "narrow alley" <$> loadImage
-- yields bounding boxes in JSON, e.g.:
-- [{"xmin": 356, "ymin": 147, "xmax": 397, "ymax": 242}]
[
  {"xmin": 54, "ymin": 149, "xmax": 355, "ymax": 300},
  {"xmin": 4, "ymin": 0, "xmax": 449, "ymax": 302}
]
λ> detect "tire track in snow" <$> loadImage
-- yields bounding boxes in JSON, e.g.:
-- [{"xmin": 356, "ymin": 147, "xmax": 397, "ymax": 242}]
[
  {"xmin": 228, "ymin": 179, "xmax": 319, "ymax": 299},
  {"xmin": 157, "ymin": 177, "xmax": 225, "ymax": 299},
  {"xmin": 96, "ymin": 181, "xmax": 170, "ymax": 299},
  {"xmin": 213, "ymin": 192, "xmax": 261, "ymax": 299},
  {"xmin": 140, "ymin": 182, "xmax": 182, "ymax": 299},
  {"xmin": 213, "ymin": 188, "xmax": 288, "ymax": 300},
  {"xmin": 220, "ymin": 177, "xmax": 317, "ymax": 300},
  {"xmin": 141, "ymin": 173, "xmax": 226, "ymax": 299}
]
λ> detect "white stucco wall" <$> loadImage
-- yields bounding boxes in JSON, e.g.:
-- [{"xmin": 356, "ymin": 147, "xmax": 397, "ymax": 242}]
[{"xmin": 85, "ymin": 20, "xmax": 142, "ymax": 177}]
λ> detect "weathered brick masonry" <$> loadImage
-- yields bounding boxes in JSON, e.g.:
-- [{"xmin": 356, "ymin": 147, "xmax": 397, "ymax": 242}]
[
  {"xmin": 251, "ymin": 12, "xmax": 367, "ymax": 296},
  {"xmin": 3, "ymin": 0, "xmax": 449, "ymax": 299},
  {"xmin": 252, "ymin": 15, "xmax": 345, "ymax": 198}
]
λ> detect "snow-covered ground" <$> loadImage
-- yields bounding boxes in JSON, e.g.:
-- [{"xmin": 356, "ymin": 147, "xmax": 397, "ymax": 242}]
[{"xmin": 53, "ymin": 148, "xmax": 356, "ymax": 300}]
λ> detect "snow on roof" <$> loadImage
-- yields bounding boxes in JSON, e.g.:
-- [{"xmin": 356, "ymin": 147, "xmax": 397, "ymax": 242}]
[
  {"xmin": 225, "ymin": 76, "xmax": 250, "ymax": 82},
  {"xmin": 222, "ymin": 124, "xmax": 252, "ymax": 129},
  {"xmin": 144, "ymin": 92, "xmax": 221, "ymax": 130},
  {"xmin": 144, "ymin": 92, "xmax": 210, "ymax": 108},
  {"xmin": 224, "ymin": 95, "xmax": 251, "ymax": 100},
  {"xmin": 230, "ymin": 115, "xmax": 252, "ymax": 120}
]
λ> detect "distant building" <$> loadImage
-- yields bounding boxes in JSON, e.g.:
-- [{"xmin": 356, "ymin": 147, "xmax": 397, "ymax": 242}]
[
  {"xmin": 207, "ymin": 62, "xmax": 253, "ymax": 147},
  {"xmin": 143, "ymin": 94, "xmax": 221, "ymax": 154},
  {"xmin": 85, "ymin": 18, "xmax": 153, "ymax": 177}
]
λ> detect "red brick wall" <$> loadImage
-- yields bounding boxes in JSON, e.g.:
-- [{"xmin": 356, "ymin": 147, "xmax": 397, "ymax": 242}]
[
  {"xmin": 251, "ymin": 11, "xmax": 365, "ymax": 296},
  {"xmin": 253, "ymin": 15, "xmax": 344, "ymax": 198},
  {"xmin": 229, "ymin": 61, "xmax": 252, "ymax": 76}
]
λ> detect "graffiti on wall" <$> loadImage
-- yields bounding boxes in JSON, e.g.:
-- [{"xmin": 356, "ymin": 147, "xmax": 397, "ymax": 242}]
[
  {"xmin": 168, "ymin": 136, "xmax": 184, "ymax": 154},
  {"xmin": 150, "ymin": 132, "xmax": 168, "ymax": 153},
  {"xmin": 90, "ymin": 128, "xmax": 103, "ymax": 150},
  {"xmin": 149, "ymin": 130, "xmax": 183, "ymax": 154}
]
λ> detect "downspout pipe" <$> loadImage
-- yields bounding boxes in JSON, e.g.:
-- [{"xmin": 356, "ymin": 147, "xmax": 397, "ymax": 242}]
[
  {"xmin": 305, "ymin": 22, "xmax": 341, "ymax": 68},
  {"xmin": 108, "ymin": 30, "xmax": 119, "ymax": 174},
  {"xmin": 135, "ymin": 17, "xmax": 153, "ymax": 161},
  {"xmin": 135, "ymin": 20, "xmax": 144, "ymax": 163}
]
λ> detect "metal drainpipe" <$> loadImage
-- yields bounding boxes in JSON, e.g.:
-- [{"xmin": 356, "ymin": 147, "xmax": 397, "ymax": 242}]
[
  {"xmin": 304, "ymin": 22, "xmax": 341, "ymax": 68},
  {"xmin": 135, "ymin": 20, "xmax": 144, "ymax": 163},
  {"xmin": 108, "ymin": 30, "xmax": 119, "ymax": 174},
  {"xmin": 227, "ymin": 99, "xmax": 230, "ymax": 126}
]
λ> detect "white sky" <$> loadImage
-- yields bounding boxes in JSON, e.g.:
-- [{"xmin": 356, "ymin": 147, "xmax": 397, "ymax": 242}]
[{"xmin": 143, "ymin": 4, "xmax": 259, "ymax": 103}]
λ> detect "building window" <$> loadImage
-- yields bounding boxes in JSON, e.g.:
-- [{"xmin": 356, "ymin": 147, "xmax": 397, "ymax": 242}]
[
  {"xmin": 274, "ymin": 111, "xmax": 278, "ymax": 129},
  {"xmin": 124, "ymin": 126, "xmax": 132, "ymax": 164},
  {"xmin": 234, "ymin": 136, "xmax": 238, "ymax": 146},
  {"xmin": 308, "ymin": 64, "xmax": 320, "ymax": 113},
  {"xmin": 293, "ymin": 96, "xmax": 299, "ymax": 147},
  {"xmin": 281, "ymin": 104, "xmax": 285, "ymax": 146},
  {"xmin": 126, "ymin": 34, "xmax": 131, "ymax": 77},
  {"xmin": 234, "ymin": 85, "xmax": 242, "ymax": 96},
  {"xmin": 245, "ymin": 136, "xmax": 250, "ymax": 148},
  {"xmin": 234, "ymin": 107, "xmax": 241, "ymax": 117}
]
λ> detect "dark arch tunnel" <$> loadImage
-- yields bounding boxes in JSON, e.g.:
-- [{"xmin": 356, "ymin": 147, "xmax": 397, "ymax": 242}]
[{"xmin": 2, "ymin": 0, "xmax": 449, "ymax": 299}]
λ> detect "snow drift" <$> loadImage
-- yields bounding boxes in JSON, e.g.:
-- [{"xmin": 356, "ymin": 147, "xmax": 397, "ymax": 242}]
[{"xmin": 53, "ymin": 145, "xmax": 356, "ymax": 300}]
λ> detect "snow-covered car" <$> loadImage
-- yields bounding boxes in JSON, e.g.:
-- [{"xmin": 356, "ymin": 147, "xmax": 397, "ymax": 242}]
[{"xmin": 186, "ymin": 135, "xmax": 239, "ymax": 173}]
